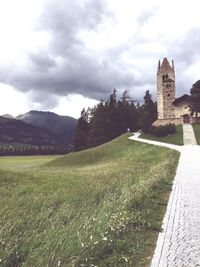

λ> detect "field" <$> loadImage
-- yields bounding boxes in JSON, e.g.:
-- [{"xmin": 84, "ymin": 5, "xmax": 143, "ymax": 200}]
[
  {"xmin": 140, "ymin": 125, "xmax": 183, "ymax": 145},
  {"xmin": 0, "ymin": 134, "xmax": 180, "ymax": 266},
  {"xmin": 192, "ymin": 124, "xmax": 200, "ymax": 145}
]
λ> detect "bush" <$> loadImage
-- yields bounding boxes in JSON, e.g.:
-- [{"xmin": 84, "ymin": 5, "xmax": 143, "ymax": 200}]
[{"xmin": 149, "ymin": 124, "xmax": 176, "ymax": 137}]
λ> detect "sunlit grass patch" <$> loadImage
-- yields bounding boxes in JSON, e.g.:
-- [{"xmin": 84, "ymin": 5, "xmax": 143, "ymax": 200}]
[
  {"xmin": 193, "ymin": 124, "xmax": 200, "ymax": 145},
  {"xmin": 140, "ymin": 125, "xmax": 183, "ymax": 145},
  {"xmin": 0, "ymin": 134, "xmax": 179, "ymax": 266}
]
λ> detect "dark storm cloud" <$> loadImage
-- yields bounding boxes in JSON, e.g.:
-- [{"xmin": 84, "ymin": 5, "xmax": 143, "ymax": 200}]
[
  {"xmin": 29, "ymin": 90, "xmax": 59, "ymax": 109},
  {"xmin": 28, "ymin": 52, "xmax": 57, "ymax": 72},
  {"xmin": 171, "ymin": 28, "xmax": 200, "ymax": 65},
  {"xmin": 10, "ymin": 53, "xmax": 137, "ymax": 100},
  {"xmin": 35, "ymin": 0, "xmax": 106, "ymax": 57},
  {"xmin": 0, "ymin": 0, "xmax": 144, "ymax": 108},
  {"xmin": 168, "ymin": 27, "xmax": 200, "ymax": 95}
]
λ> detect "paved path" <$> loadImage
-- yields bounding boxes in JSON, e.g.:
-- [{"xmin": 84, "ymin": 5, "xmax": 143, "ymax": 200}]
[
  {"xmin": 183, "ymin": 124, "xmax": 197, "ymax": 145},
  {"xmin": 129, "ymin": 125, "xmax": 200, "ymax": 267},
  {"xmin": 129, "ymin": 132, "xmax": 182, "ymax": 152}
]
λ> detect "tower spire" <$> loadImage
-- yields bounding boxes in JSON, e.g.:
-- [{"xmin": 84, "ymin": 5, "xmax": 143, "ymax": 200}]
[
  {"xmin": 157, "ymin": 57, "xmax": 176, "ymax": 120},
  {"xmin": 157, "ymin": 60, "xmax": 161, "ymax": 73}
]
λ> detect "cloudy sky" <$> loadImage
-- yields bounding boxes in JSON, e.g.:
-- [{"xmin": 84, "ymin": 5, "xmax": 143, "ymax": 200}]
[{"xmin": 0, "ymin": 0, "xmax": 200, "ymax": 118}]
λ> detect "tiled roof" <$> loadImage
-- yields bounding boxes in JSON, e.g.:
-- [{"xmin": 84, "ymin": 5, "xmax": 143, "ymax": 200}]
[{"xmin": 172, "ymin": 94, "xmax": 191, "ymax": 105}]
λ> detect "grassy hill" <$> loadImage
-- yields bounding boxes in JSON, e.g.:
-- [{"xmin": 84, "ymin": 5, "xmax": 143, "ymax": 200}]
[
  {"xmin": 192, "ymin": 124, "xmax": 200, "ymax": 144},
  {"xmin": 140, "ymin": 125, "xmax": 183, "ymax": 145},
  {"xmin": 0, "ymin": 134, "xmax": 179, "ymax": 266}
]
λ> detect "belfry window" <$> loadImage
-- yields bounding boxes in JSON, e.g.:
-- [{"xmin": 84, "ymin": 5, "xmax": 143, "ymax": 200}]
[{"xmin": 162, "ymin": 74, "xmax": 169, "ymax": 82}]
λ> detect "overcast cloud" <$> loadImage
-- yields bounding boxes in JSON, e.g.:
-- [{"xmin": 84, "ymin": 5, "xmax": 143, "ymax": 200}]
[{"xmin": 0, "ymin": 0, "xmax": 200, "ymax": 116}]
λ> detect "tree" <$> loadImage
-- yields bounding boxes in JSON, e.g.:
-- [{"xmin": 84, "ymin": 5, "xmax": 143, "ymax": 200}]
[
  {"xmin": 140, "ymin": 90, "xmax": 157, "ymax": 132},
  {"xmin": 87, "ymin": 101, "xmax": 109, "ymax": 147},
  {"xmin": 74, "ymin": 89, "xmax": 140, "ymax": 151},
  {"xmin": 74, "ymin": 108, "xmax": 90, "ymax": 151},
  {"xmin": 190, "ymin": 80, "xmax": 200, "ymax": 122},
  {"xmin": 88, "ymin": 90, "xmax": 119, "ymax": 147},
  {"xmin": 117, "ymin": 90, "xmax": 138, "ymax": 133}
]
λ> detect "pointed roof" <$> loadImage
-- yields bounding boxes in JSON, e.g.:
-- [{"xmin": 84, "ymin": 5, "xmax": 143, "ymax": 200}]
[
  {"xmin": 161, "ymin": 57, "xmax": 170, "ymax": 67},
  {"xmin": 161, "ymin": 57, "xmax": 172, "ymax": 70},
  {"xmin": 157, "ymin": 57, "xmax": 174, "ymax": 73},
  {"xmin": 172, "ymin": 94, "xmax": 191, "ymax": 106}
]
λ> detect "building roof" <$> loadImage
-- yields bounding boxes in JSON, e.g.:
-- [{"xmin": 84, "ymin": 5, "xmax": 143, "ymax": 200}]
[
  {"xmin": 161, "ymin": 57, "xmax": 171, "ymax": 67},
  {"xmin": 157, "ymin": 57, "xmax": 175, "ymax": 74},
  {"xmin": 172, "ymin": 94, "xmax": 191, "ymax": 106}
]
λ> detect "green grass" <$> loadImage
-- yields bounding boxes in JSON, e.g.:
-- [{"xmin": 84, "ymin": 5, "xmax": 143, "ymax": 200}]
[
  {"xmin": 192, "ymin": 124, "xmax": 200, "ymax": 145},
  {"xmin": 0, "ymin": 134, "xmax": 180, "ymax": 267},
  {"xmin": 140, "ymin": 125, "xmax": 183, "ymax": 145}
]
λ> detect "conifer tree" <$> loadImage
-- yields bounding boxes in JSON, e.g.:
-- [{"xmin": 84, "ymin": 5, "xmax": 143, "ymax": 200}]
[
  {"xmin": 74, "ymin": 108, "xmax": 90, "ymax": 151},
  {"xmin": 88, "ymin": 89, "xmax": 119, "ymax": 147},
  {"xmin": 117, "ymin": 90, "xmax": 138, "ymax": 133},
  {"xmin": 87, "ymin": 101, "xmax": 108, "ymax": 147},
  {"xmin": 140, "ymin": 90, "xmax": 157, "ymax": 132},
  {"xmin": 190, "ymin": 80, "xmax": 200, "ymax": 122}
]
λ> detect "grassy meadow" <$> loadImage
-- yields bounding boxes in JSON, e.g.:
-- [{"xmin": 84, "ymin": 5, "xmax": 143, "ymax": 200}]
[
  {"xmin": 0, "ymin": 134, "xmax": 180, "ymax": 267},
  {"xmin": 192, "ymin": 124, "xmax": 200, "ymax": 145},
  {"xmin": 140, "ymin": 125, "xmax": 183, "ymax": 145}
]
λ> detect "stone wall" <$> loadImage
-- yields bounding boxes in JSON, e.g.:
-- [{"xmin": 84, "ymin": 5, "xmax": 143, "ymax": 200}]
[
  {"xmin": 153, "ymin": 118, "xmax": 183, "ymax": 126},
  {"xmin": 157, "ymin": 58, "xmax": 176, "ymax": 120},
  {"xmin": 175, "ymin": 101, "xmax": 191, "ymax": 118},
  {"xmin": 191, "ymin": 117, "xmax": 200, "ymax": 123},
  {"xmin": 153, "ymin": 116, "xmax": 200, "ymax": 126},
  {"xmin": 162, "ymin": 81, "xmax": 176, "ymax": 119}
]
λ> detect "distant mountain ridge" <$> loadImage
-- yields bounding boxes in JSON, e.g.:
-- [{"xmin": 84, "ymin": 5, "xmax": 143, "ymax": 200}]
[
  {"xmin": 1, "ymin": 114, "xmax": 14, "ymax": 119},
  {"xmin": 0, "ymin": 111, "xmax": 77, "ymax": 155},
  {"xmin": 0, "ymin": 116, "xmax": 63, "ymax": 147},
  {"xmin": 16, "ymin": 110, "xmax": 77, "ymax": 148}
]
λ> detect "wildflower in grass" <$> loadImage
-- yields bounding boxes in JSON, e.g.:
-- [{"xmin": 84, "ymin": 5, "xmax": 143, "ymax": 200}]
[
  {"xmin": 109, "ymin": 225, "xmax": 115, "ymax": 231},
  {"xmin": 121, "ymin": 256, "xmax": 128, "ymax": 263},
  {"xmin": 94, "ymin": 241, "xmax": 98, "ymax": 245},
  {"xmin": 58, "ymin": 260, "xmax": 61, "ymax": 266},
  {"xmin": 81, "ymin": 242, "xmax": 84, "ymax": 247},
  {"xmin": 102, "ymin": 236, "xmax": 107, "ymax": 241}
]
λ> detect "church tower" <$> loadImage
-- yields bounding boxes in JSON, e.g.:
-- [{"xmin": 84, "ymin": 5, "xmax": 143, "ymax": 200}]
[{"xmin": 157, "ymin": 58, "xmax": 176, "ymax": 119}]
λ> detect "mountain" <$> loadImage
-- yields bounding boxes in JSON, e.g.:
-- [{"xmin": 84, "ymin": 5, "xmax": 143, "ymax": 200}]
[
  {"xmin": 0, "ymin": 116, "xmax": 64, "ymax": 147},
  {"xmin": 1, "ymin": 114, "xmax": 14, "ymax": 119},
  {"xmin": 16, "ymin": 110, "xmax": 77, "ymax": 148}
]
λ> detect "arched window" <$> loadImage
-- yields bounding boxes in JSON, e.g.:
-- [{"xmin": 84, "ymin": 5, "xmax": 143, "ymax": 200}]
[{"xmin": 162, "ymin": 74, "xmax": 169, "ymax": 82}]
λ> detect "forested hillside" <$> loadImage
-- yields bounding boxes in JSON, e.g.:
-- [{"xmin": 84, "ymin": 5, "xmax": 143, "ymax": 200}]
[
  {"xmin": 0, "ymin": 116, "xmax": 67, "ymax": 155},
  {"xmin": 74, "ymin": 89, "xmax": 157, "ymax": 151}
]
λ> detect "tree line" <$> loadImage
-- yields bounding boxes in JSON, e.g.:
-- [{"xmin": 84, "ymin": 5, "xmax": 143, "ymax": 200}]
[
  {"xmin": 190, "ymin": 80, "xmax": 200, "ymax": 121},
  {"xmin": 0, "ymin": 145, "xmax": 68, "ymax": 156},
  {"xmin": 74, "ymin": 89, "xmax": 157, "ymax": 151}
]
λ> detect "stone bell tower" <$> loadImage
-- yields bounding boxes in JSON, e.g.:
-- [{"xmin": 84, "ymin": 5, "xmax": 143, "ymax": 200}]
[{"xmin": 157, "ymin": 58, "xmax": 176, "ymax": 119}]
